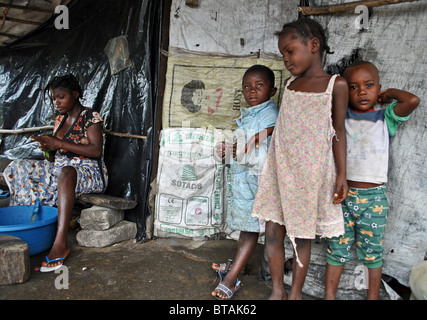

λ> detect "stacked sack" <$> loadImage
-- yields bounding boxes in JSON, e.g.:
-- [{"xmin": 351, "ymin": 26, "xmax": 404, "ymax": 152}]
[{"xmin": 154, "ymin": 128, "xmax": 228, "ymax": 240}]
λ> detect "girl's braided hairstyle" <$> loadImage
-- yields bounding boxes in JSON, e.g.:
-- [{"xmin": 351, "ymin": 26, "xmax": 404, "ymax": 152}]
[
  {"xmin": 44, "ymin": 74, "xmax": 83, "ymax": 105},
  {"xmin": 275, "ymin": 17, "xmax": 334, "ymax": 58}
]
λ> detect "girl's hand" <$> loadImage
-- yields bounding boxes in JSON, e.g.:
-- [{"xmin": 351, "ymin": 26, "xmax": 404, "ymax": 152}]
[{"xmin": 333, "ymin": 175, "xmax": 348, "ymax": 204}]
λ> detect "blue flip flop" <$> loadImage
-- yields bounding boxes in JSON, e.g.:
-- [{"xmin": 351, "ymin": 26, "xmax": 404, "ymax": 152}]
[
  {"xmin": 40, "ymin": 256, "xmax": 66, "ymax": 272},
  {"xmin": 213, "ymin": 279, "xmax": 241, "ymax": 300}
]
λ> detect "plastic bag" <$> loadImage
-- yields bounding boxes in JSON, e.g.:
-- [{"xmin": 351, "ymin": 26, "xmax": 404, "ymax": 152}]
[{"xmin": 104, "ymin": 35, "xmax": 133, "ymax": 75}]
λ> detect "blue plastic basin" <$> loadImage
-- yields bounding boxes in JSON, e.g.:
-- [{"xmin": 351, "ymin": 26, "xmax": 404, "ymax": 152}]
[{"xmin": 0, "ymin": 204, "xmax": 58, "ymax": 256}]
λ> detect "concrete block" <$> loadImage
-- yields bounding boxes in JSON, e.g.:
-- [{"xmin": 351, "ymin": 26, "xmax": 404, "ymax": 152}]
[
  {"xmin": 76, "ymin": 220, "xmax": 137, "ymax": 248},
  {"xmin": 78, "ymin": 194, "xmax": 137, "ymax": 210},
  {"xmin": 0, "ymin": 235, "xmax": 30, "ymax": 285},
  {"xmin": 80, "ymin": 205, "xmax": 124, "ymax": 231}
]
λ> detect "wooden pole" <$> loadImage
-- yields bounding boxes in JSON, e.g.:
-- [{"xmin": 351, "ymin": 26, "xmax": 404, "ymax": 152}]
[
  {"xmin": 299, "ymin": 0, "xmax": 418, "ymax": 15},
  {"xmin": 103, "ymin": 129, "xmax": 147, "ymax": 140},
  {"xmin": 0, "ymin": 126, "xmax": 53, "ymax": 134},
  {"xmin": 185, "ymin": 0, "xmax": 199, "ymax": 8},
  {"xmin": 0, "ymin": 126, "xmax": 147, "ymax": 140}
]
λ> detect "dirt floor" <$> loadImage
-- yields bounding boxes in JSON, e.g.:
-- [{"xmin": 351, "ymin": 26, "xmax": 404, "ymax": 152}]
[
  {"xmin": 1, "ymin": 226, "xmax": 419, "ymax": 318},
  {"xmin": 0, "ymin": 228, "xmax": 275, "ymax": 301}
]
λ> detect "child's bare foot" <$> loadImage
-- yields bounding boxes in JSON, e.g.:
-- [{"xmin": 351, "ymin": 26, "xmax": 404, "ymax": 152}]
[
  {"xmin": 288, "ymin": 292, "xmax": 302, "ymax": 300},
  {"xmin": 269, "ymin": 289, "xmax": 288, "ymax": 300}
]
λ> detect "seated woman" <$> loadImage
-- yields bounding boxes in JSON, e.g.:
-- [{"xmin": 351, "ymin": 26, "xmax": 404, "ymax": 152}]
[{"xmin": 4, "ymin": 74, "xmax": 108, "ymax": 272}]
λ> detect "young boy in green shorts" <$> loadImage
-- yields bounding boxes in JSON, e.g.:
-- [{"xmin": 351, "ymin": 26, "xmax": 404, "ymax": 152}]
[{"xmin": 325, "ymin": 60, "xmax": 420, "ymax": 300}]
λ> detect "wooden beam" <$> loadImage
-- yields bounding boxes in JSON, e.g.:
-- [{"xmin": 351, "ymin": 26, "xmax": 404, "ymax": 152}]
[
  {"xmin": 0, "ymin": 15, "xmax": 42, "ymax": 25},
  {"xmin": 0, "ymin": 31, "xmax": 20, "ymax": 38},
  {"xmin": 0, "ymin": 125, "xmax": 53, "ymax": 134},
  {"xmin": 0, "ymin": 0, "xmax": 10, "ymax": 32},
  {"xmin": 0, "ymin": 126, "xmax": 147, "ymax": 140},
  {"xmin": 299, "ymin": 0, "xmax": 419, "ymax": 15},
  {"xmin": 103, "ymin": 129, "xmax": 147, "ymax": 140},
  {"xmin": 0, "ymin": 2, "xmax": 52, "ymax": 14}
]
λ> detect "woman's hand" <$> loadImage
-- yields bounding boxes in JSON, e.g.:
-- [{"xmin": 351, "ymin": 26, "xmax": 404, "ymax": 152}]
[
  {"xmin": 31, "ymin": 135, "xmax": 62, "ymax": 151},
  {"xmin": 31, "ymin": 135, "xmax": 60, "ymax": 162}
]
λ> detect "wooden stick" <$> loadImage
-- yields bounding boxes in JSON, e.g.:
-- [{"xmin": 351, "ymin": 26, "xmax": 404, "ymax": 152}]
[
  {"xmin": 185, "ymin": 0, "xmax": 199, "ymax": 8},
  {"xmin": 103, "ymin": 129, "xmax": 147, "ymax": 140},
  {"xmin": 0, "ymin": 125, "xmax": 53, "ymax": 134},
  {"xmin": 0, "ymin": 15, "xmax": 42, "ymax": 25},
  {"xmin": 0, "ymin": 2, "xmax": 53, "ymax": 14},
  {"xmin": 0, "ymin": 0, "xmax": 12, "ymax": 33},
  {"xmin": 0, "ymin": 127, "xmax": 147, "ymax": 140},
  {"xmin": 299, "ymin": 0, "xmax": 418, "ymax": 15},
  {"xmin": 0, "ymin": 31, "xmax": 20, "ymax": 39}
]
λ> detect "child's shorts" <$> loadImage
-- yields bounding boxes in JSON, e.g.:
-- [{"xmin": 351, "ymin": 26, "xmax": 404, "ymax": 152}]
[{"xmin": 326, "ymin": 186, "xmax": 388, "ymax": 269}]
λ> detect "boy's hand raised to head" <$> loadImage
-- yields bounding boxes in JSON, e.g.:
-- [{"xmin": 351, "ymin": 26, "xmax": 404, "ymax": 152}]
[
  {"xmin": 378, "ymin": 88, "xmax": 420, "ymax": 117},
  {"xmin": 377, "ymin": 90, "xmax": 392, "ymax": 104}
]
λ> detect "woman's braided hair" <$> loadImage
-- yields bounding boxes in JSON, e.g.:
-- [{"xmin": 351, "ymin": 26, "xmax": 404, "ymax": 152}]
[
  {"xmin": 275, "ymin": 17, "xmax": 334, "ymax": 58},
  {"xmin": 44, "ymin": 74, "xmax": 83, "ymax": 105}
]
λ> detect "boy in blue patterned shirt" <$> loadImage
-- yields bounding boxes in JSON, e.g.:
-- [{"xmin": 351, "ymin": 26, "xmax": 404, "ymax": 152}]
[{"xmin": 212, "ymin": 65, "xmax": 278, "ymax": 299}]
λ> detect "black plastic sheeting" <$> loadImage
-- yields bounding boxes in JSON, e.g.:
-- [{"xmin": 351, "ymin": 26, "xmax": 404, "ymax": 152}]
[{"xmin": 0, "ymin": 0, "xmax": 163, "ymax": 241}]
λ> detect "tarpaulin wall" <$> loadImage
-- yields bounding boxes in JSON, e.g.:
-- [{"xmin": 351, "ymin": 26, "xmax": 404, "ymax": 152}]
[
  {"xmin": 0, "ymin": 0, "xmax": 164, "ymax": 241},
  {"xmin": 168, "ymin": 0, "xmax": 426, "ymax": 298}
]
